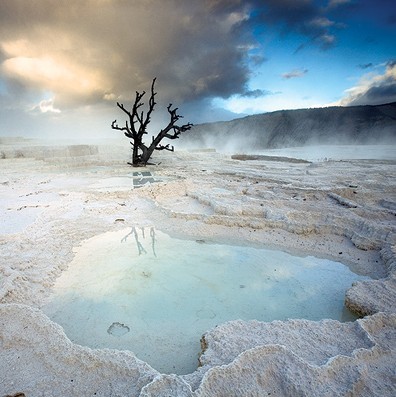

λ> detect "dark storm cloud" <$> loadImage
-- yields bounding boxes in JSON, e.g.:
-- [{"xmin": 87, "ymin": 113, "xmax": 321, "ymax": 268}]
[
  {"xmin": 254, "ymin": 0, "xmax": 318, "ymax": 26},
  {"xmin": 250, "ymin": 0, "xmax": 343, "ymax": 50},
  {"xmin": 0, "ymin": 0, "xmax": 258, "ymax": 111},
  {"xmin": 0, "ymin": 0, "xmax": 354, "ymax": 113},
  {"xmin": 326, "ymin": 0, "xmax": 352, "ymax": 9}
]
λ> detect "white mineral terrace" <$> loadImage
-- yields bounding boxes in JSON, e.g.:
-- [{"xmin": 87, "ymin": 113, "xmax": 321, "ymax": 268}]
[{"xmin": 0, "ymin": 142, "xmax": 395, "ymax": 396}]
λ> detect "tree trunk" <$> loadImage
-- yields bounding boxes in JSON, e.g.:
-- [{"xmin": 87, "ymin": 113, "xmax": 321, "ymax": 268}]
[
  {"xmin": 132, "ymin": 144, "xmax": 139, "ymax": 166},
  {"xmin": 140, "ymin": 146, "xmax": 156, "ymax": 165}
]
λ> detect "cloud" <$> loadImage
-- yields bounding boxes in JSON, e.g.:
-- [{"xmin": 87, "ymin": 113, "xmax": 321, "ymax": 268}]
[
  {"xmin": 0, "ymin": 0, "xmax": 355, "ymax": 117},
  {"xmin": 282, "ymin": 69, "xmax": 308, "ymax": 79},
  {"xmin": 32, "ymin": 98, "xmax": 61, "ymax": 114},
  {"xmin": 252, "ymin": 0, "xmax": 344, "ymax": 50},
  {"xmin": 249, "ymin": 54, "xmax": 268, "ymax": 66},
  {"xmin": 242, "ymin": 89, "xmax": 279, "ymax": 98},
  {"xmin": 340, "ymin": 60, "xmax": 396, "ymax": 106},
  {"xmin": 2, "ymin": 55, "xmax": 107, "ymax": 106},
  {"xmin": 0, "ymin": 0, "xmax": 257, "ymax": 113},
  {"xmin": 0, "ymin": 0, "xmax": 352, "ymax": 109},
  {"xmin": 358, "ymin": 63, "xmax": 374, "ymax": 69},
  {"xmin": 308, "ymin": 17, "xmax": 335, "ymax": 29},
  {"xmin": 327, "ymin": 0, "xmax": 352, "ymax": 9}
]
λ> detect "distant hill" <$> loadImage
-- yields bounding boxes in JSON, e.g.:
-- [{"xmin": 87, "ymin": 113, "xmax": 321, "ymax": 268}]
[{"xmin": 181, "ymin": 102, "xmax": 396, "ymax": 152}]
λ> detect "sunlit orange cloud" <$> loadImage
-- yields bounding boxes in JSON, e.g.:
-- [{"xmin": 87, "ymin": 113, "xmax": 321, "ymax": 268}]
[
  {"xmin": 1, "ymin": 38, "xmax": 110, "ymax": 108},
  {"xmin": 3, "ymin": 56, "xmax": 106, "ymax": 98}
]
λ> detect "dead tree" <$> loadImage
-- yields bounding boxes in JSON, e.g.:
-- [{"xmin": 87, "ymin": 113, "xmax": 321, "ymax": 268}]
[{"xmin": 111, "ymin": 78, "xmax": 193, "ymax": 166}]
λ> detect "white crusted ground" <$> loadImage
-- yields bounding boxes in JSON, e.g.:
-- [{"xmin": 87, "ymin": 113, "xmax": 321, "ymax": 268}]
[{"xmin": 0, "ymin": 143, "xmax": 395, "ymax": 396}]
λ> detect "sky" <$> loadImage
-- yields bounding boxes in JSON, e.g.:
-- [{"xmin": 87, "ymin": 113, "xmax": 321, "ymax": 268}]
[{"xmin": 0, "ymin": 0, "xmax": 395, "ymax": 139}]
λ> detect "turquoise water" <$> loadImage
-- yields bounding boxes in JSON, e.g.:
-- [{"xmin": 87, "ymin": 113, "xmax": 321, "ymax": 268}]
[{"xmin": 42, "ymin": 227, "xmax": 368, "ymax": 375}]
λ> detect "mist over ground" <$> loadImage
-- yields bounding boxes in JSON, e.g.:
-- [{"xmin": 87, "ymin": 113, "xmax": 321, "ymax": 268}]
[
  {"xmin": 180, "ymin": 102, "xmax": 396, "ymax": 154},
  {"xmin": 1, "ymin": 101, "xmax": 395, "ymax": 164}
]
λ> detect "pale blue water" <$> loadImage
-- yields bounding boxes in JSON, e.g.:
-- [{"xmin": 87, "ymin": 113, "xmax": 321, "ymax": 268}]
[{"xmin": 42, "ymin": 227, "xmax": 368, "ymax": 375}]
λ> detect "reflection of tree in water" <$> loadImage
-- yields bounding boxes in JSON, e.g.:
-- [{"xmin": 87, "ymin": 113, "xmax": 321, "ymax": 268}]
[
  {"xmin": 121, "ymin": 226, "xmax": 157, "ymax": 257},
  {"xmin": 133, "ymin": 171, "xmax": 156, "ymax": 188}
]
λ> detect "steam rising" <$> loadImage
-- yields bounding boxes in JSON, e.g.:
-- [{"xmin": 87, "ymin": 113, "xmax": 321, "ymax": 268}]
[{"xmin": 180, "ymin": 102, "xmax": 396, "ymax": 156}]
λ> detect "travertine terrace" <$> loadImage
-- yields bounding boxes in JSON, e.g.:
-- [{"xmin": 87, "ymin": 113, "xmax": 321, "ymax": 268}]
[{"xmin": 0, "ymin": 142, "xmax": 395, "ymax": 396}]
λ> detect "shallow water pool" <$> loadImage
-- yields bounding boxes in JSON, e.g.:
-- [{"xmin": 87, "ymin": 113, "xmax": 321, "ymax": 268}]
[{"xmin": 42, "ymin": 227, "xmax": 368, "ymax": 374}]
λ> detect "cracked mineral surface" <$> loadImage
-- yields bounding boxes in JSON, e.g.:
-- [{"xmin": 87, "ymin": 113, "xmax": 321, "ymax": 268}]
[{"xmin": 0, "ymin": 143, "xmax": 395, "ymax": 396}]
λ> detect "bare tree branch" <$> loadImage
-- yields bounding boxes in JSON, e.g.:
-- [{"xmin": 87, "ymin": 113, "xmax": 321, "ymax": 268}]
[
  {"xmin": 111, "ymin": 78, "xmax": 193, "ymax": 166},
  {"xmin": 139, "ymin": 78, "xmax": 157, "ymax": 137},
  {"xmin": 155, "ymin": 143, "xmax": 174, "ymax": 152}
]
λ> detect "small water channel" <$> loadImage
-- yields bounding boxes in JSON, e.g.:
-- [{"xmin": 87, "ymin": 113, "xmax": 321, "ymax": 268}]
[{"xmin": 42, "ymin": 227, "xmax": 368, "ymax": 375}]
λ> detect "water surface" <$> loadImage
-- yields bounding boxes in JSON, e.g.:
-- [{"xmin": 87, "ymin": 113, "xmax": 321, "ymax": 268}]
[{"xmin": 42, "ymin": 227, "xmax": 368, "ymax": 374}]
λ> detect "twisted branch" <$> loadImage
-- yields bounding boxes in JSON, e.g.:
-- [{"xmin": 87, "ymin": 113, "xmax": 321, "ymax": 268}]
[{"xmin": 111, "ymin": 78, "xmax": 193, "ymax": 165}]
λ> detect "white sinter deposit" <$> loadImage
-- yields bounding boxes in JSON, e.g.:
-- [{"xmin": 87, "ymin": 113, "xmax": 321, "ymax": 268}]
[{"xmin": 0, "ymin": 141, "xmax": 395, "ymax": 396}]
